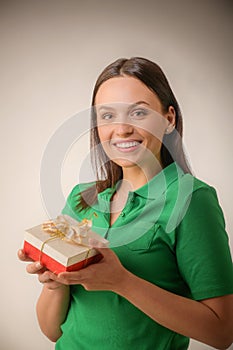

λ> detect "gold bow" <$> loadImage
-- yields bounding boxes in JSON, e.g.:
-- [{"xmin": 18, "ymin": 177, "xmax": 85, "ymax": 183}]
[{"xmin": 40, "ymin": 215, "xmax": 94, "ymax": 267}]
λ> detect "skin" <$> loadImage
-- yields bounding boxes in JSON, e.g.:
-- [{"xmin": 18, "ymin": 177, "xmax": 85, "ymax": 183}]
[
  {"xmin": 18, "ymin": 76, "xmax": 233, "ymax": 349},
  {"xmin": 95, "ymin": 76, "xmax": 176, "ymax": 189},
  {"xmin": 95, "ymin": 76, "xmax": 176, "ymax": 223}
]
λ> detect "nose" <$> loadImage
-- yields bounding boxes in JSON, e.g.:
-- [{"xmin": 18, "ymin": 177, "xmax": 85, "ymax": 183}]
[{"xmin": 115, "ymin": 121, "xmax": 134, "ymax": 136}]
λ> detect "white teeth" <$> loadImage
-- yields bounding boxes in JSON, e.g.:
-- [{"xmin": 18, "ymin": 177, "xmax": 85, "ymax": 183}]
[{"xmin": 115, "ymin": 141, "xmax": 140, "ymax": 149}]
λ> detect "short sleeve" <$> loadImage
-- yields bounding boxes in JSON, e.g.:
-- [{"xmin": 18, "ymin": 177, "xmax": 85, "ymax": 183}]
[
  {"xmin": 61, "ymin": 182, "xmax": 96, "ymax": 220},
  {"xmin": 176, "ymin": 186, "xmax": 233, "ymax": 300},
  {"xmin": 61, "ymin": 185, "xmax": 82, "ymax": 221}
]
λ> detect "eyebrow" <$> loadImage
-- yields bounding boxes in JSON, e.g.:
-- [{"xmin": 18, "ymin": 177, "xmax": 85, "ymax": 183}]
[
  {"xmin": 96, "ymin": 101, "xmax": 150, "ymax": 112},
  {"xmin": 130, "ymin": 101, "xmax": 150, "ymax": 108}
]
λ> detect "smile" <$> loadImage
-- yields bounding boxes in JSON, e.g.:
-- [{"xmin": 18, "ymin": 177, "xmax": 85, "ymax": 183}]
[
  {"xmin": 113, "ymin": 140, "xmax": 142, "ymax": 152},
  {"xmin": 115, "ymin": 141, "xmax": 140, "ymax": 148}
]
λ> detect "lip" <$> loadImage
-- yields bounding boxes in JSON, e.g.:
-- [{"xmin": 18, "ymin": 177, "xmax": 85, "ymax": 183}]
[{"xmin": 112, "ymin": 139, "xmax": 142, "ymax": 152}]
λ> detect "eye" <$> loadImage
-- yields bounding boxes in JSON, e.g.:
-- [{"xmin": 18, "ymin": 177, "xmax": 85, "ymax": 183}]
[
  {"xmin": 100, "ymin": 113, "xmax": 114, "ymax": 121},
  {"xmin": 130, "ymin": 108, "xmax": 148, "ymax": 120}
]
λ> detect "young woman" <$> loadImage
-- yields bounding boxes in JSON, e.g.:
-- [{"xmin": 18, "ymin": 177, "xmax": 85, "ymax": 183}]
[{"xmin": 18, "ymin": 57, "xmax": 233, "ymax": 349}]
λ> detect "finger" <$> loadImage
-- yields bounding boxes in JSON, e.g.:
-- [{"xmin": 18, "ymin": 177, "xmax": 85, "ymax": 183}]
[
  {"xmin": 26, "ymin": 261, "xmax": 44, "ymax": 274},
  {"xmin": 17, "ymin": 249, "xmax": 33, "ymax": 262},
  {"xmin": 88, "ymin": 239, "xmax": 115, "ymax": 260},
  {"xmin": 88, "ymin": 238, "xmax": 108, "ymax": 248},
  {"xmin": 58, "ymin": 270, "xmax": 82, "ymax": 280},
  {"xmin": 90, "ymin": 246, "xmax": 115, "ymax": 261},
  {"xmin": 57, "ymin": 270, "xmax": 85, "ymax": 284},
  {"xmin": 38, "ymin": 270, "xmax": 57, "ymax": 284},
  {"xmin": 56, "ymin": 277, "xmax": 84, "ymax": 285}
]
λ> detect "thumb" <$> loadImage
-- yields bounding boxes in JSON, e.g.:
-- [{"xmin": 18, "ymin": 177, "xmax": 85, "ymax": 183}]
[
  {"xmin": 88, "ymin": 238, "xmax": 108, "ymax": 249},
  {"xmin": 88, "ymin": 238, "xmax": 114, "ymax": 259}
]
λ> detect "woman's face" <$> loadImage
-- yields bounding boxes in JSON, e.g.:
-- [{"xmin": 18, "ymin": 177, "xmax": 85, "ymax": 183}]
[{"xmin": 95, "ymin": 76, "xmax": 175, "ymax": 171}]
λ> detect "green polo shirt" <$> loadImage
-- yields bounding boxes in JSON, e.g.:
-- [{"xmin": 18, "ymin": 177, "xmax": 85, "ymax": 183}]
[{"xmin": 56, "ymin": 162, "xmax": 233, "ymax": 350}]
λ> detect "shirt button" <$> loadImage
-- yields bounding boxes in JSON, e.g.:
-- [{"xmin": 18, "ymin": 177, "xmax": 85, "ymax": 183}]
[{"xmin": 120, "ymin": 212, "xmax": 125, "ymax": 217}]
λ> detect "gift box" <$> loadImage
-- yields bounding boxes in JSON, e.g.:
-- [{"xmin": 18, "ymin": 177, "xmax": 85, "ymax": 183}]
[{"xmin": 23, "ymin": 215, "xmax": 108, "ymax": 274}]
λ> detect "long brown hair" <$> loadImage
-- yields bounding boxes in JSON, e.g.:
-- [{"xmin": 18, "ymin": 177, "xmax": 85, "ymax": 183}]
[{"xmin": 78, "ymin": 57, "xmax": 192, "ymax": 210}]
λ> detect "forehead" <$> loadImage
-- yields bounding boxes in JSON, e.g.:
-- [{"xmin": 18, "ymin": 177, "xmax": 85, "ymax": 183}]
[{"xmin": 95, "ymin": 76, "xmax": 161, "ymax": 107}]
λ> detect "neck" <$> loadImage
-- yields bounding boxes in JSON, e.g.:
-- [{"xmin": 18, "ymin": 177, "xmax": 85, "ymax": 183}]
[
  {"xmin": 121, "ymin": 162, "xmax": 163, "ymax": 191},
  {"xmin": 110, "ymin": 163, "xmax": 162, "ymax": 216}
]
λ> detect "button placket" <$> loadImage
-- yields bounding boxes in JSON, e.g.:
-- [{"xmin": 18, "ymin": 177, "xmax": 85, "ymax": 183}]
[{"xmin": 118, "ymin": 193, "xmax": 135, "ymax": 219}]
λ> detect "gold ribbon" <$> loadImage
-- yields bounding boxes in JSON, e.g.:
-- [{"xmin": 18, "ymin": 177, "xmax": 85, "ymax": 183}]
[{"xmin": 39, "ymin": 215, "xmax": 94, "ymax": 268}]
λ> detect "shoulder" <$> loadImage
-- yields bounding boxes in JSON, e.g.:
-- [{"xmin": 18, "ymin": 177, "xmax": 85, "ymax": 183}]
[
  {"xmin": 62, "ymin": 181, "xmax": 96, "ymax": 219},
  {"xmin": 177, "ymin": 174, "xmax": 225, "ymax": 230},
  {"xmin": 183, "ymin": 173, "xmax": 215, "ymax": 191},
  {"xmin": 164, "ymin": 171, "xmax": 223, "ymax": 232},
  {"xmin": 168, "ymin": 170, "xmax": 218, "ymax": 202},
  {"xmin": 181, "ymin": 173, "xmax": 219, "ymax": 205},
  {"xmin": 67, "ymin": 181, "xmax": 96, "ymax": 199}
]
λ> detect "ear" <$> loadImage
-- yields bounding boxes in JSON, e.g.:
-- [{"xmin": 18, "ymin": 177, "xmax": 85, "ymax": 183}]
[{"xmin": 164, "ymin": 106, "xmax": 176, "ymax": 134}]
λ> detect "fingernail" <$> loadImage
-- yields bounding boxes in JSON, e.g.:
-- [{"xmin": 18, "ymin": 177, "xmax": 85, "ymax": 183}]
[
  {"xmin": 88, "ymin": 238, "xmax": 98, "ymax": 246},
  {"xmin": 36, "ymin": 262, "xmax": 42, "ymax": 269}
]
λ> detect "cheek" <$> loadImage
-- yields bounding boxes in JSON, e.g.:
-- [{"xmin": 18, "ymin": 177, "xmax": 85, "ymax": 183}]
[
  {"xmin": 141, "ymin": 119, "xmax": 166, "ymax": 141},
  {"xmin": 97, "ymin": 126, "xmax": 110, "ymax": 142},
  {"xmin": 146, "ymin": 135, "xmax": 162, "ymax": 149},
  {"xmin": 139, "ymin": 118, "xmax": 165, "ymax": 143},
  {"xmin": 97, "ymin": 127, "xmax": 113, "ymax": 157}
]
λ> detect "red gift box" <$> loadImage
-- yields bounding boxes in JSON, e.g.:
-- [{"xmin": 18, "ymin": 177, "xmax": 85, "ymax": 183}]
[{"xmin": 23, "ymin": 216, "xmax": 108, "ymax": 274}]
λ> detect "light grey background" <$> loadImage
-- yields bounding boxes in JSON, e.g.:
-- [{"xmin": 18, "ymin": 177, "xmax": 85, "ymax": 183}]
[{"xmin": 0, "ymin": 0, "xmax": 232, "ymax": 349}]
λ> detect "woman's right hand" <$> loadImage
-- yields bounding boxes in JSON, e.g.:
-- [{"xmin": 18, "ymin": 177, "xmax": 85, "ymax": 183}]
[{"xmin": 18, "ymin": 249, "xmax": 65, "ymax": 290}]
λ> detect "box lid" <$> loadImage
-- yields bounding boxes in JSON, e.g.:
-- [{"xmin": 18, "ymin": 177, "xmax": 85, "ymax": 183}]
[{"xmin": 24, "ymin": 223, "xmax": 108, "ymax": 267}]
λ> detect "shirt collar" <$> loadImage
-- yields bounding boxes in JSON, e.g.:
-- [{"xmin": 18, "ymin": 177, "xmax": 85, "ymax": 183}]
[
  {"xmin": 134, "ymin": 162, "xmax": 184, "ymax": 199},
  {"xmin": 97, "ymin": 186, "xmax": 115, "ymax": 212},
  {"xmin": 98, "ymin": 162, "xmax": 184, "ymax": 203}
]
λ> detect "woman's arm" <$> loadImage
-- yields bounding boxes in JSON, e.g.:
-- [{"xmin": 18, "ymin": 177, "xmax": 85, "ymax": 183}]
[
  {"xmin": 36, "ymin": 283, "xmax": 70, "ymax": 342},
  {"xmin": 57, "ymin": 246, "xmax": 233, "ymax": 350},
  {"xmin": 116, "ymin": 269, "xmax": 233, "ymax": 350},
  {"xmin": 18, "ymin": 249, "xmax": 70, "ymax": 342}
]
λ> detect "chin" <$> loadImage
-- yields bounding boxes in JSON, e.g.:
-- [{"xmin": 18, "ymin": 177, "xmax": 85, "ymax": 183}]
[{"xmin": 111, "ymin": 155, "xmax": 145, "ymax": 169}]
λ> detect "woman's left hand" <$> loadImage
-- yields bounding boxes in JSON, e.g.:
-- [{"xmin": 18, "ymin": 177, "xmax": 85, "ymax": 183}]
[{"xmin": 56, "ymin": 244, "xmax": 128, "ymax": 292}]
